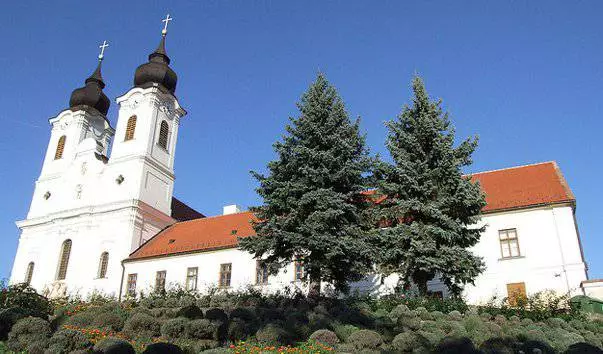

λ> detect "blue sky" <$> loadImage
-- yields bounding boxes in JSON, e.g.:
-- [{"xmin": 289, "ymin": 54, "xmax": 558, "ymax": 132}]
[{"xmin": 0, "ymin": 1, "xmax": 601, "ymax": 281}]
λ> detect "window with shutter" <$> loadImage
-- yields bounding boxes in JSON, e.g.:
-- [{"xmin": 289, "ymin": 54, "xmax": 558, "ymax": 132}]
[
  {"xmin": 155, "ymin": 270, "xmax": 167, "ymax": 292},
  {"xmin": 124, "ymin": 115, "xmax": 137, "ymax": 141},
  {"xmin": 186, "ymin": 267, "xmax": 198, "ymax": 291},
  {"xmin": 506, "ymin": 282, "xmax": 527, "ymax": 306},
  {"xmin": 54, "ymin": 135, "xmax": 66, "ymax": 160},
  {"xmin": 158, "ymin": 120, "xmax": 169, "ymax": 150},
  {"xmin": 56, "ymin": 239, "xmax": 72, "ymax": 280},
  {"xmin": 294, "ymin": 260, "xmax": 304, "ymax": 281}
]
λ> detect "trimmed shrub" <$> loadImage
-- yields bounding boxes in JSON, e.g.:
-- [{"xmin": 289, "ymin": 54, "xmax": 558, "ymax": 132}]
[
  {"xmin": 45, "ymin": 329, "xmax": 92, "ymax": 353},
  {"xmin": 0, "ymin": 307, "xmax": 27, "ymax": 340},
  {"xmin": 0, "ymin": 283, "xmax": 52, "ymax": 318},
  {"xmin": 565, "ymin": 342, "xmax": 603, "ymax": 354},
  {"xmin": 310, "ymin": 329, "xmax": 340, "ymax": 346},
  {"xmin": 346, "ymin": 329, "xmax": 383, "ymax": 350},
  {"xmin": 391, "ymin": 331, "xmax": 430, "ymax": 353},
  {"xmin": 65, "ymin": 310, "xmax": 96, "ymax": 328},
  {"xmin": 389, "ymin": 304, "xmax": 410, "ymax": 323},
  {"xmin": 123, "ymin": 313, "xmax": 161, "ymax": 337},
  {"xmin": 256, "ymin": 324, "xmax": 293, "ymax": 345},
  {"xmin": 92, "ymin": 311, "xmax": 126, "ymax": 332},
  {"xmin": 176, "ymin": 304, "xmax": 204, "ymax": 320},
  {"xmin": 7, "ymin": 316, "xmax": 51, "ymax": 352},
  {"xmin": 142, "ymin": 342, "xmax": 183, "ymax": 354},
  {"xmin": 520, "ymin": 340, "xmax": 555, "ymax": 354},
  {"xmin": 186, "ymin": 319, "xmax": 219, "ymax": 340},
  {"xmin": 228, "ymin": 317, "xmax": 251, "ymax": 341},
  {"xmin": 161, "ymin": 317, "xmax": 189, "ymax": 340},
  {"xmin": 448, "ymin": 310, "xmax": 463, "ymax": 321},
  {"xmin": 93, "ymin": 337, "xmax": 135, "ymax": 354},
  {"xmin": 333, "ymin": 323, "xmax": 359, "ymax": 342},
  {"xmin": 479, "ymin": 337, "xmax": 518, "ymax": 354},
  {"xmin": 204, "ymin": 308, "xmax": 227, "ymax": 323},
  {"xmin": 435, "ymin": 336, "xmax": 479, "ymax": 354}
]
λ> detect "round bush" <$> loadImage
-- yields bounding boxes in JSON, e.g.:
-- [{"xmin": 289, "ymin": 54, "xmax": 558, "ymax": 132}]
[
  {"xmin": 435, "ymin": 336, "xmax": 478, "ymax": 353},
  {"xmin": 123, "ymin": 313, "xmax": 161, "ymax": 337},
  {"xmin": 479, "ymin": 337, "xmax": 519, "ymax": 354},
  {"xmin": 389, "ymin": 304, "xmax": 410, "ymax": 323},
  {"xmin": 333, "ymin": 323, "xmax": 359, "ymax": 342},
  {"xmin": 66, "ymin": 311, "xmax": 96, "ymax": 328},
  {"xmin": 204, "ymin": 308, "xmax": 227, "ymax": 323},
  {"xmin": 142, "ymin": 342, "xmax": 183, "ymax": 354},
  {"xmin": 186, "ymin": 319, "xmax": 219, "ymax": 340},
  {"xmin": 228, "ymin": 318, "xmax": 252, "ymax": 341},
  {"xmin": 45, "ymin": 329, "xmax": 92, "ymax": 353},
  {"xmin": 0, "ymin": 307, "xmax": 27, "ymax": 340},
  {"xmin": 93, "ymin": 311, "xmax": 126, "ymax": 332},
  {"xmin": 310, "ymin": 329, "xmax": 340, "ymax": 346},
  {"xmin": 161, "ymin": 317, "xmax": 189, "ymax": 340},
  {"xmin": 392, "ymin": 332, "xmax": 430, "ymax": 353},
  {"xmin": 7, "ymin": 316, "xmax": 51, "ymax": 352},
  {"xmin": 346, "ymin": 329, "xmax": 383, "ymax": 350},
  {"xmin": 448, "ymin": 310, "xmax": 463, "ymax": 321},
  {"xmin": 256, "ymin": 324, "xmax": 293, "ymax": 345},
  {"xmin": 176, "ymin": 304, "xmax": 204, "ymax": 320},
  {"xmin": 93, "ymin": 337, "xmax": 135, "ymax": 354}
]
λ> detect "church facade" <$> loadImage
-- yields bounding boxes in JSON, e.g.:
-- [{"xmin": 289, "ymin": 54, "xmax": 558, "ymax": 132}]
[{"xmin": 9, "ymin": 23, "xmax": 593, "ymax": 304}]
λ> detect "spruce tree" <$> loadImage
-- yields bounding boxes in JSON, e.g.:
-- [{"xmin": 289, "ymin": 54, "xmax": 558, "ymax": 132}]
[
  {"xmin": 239, "ymin": 74, "xmax": 374, "ymax": 295},
  {"xmin": 372, "ymin": 76, "xmax": 486, "ymax": 296}
]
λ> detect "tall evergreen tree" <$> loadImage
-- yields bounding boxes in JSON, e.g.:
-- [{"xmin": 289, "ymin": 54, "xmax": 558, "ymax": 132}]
[
  {"xmin": 239, "ymin": 74, "xmax": 374, "ymax": 295},
  {"xmin": 371, "ymin": 76, "xmax": 486, "ymax": 296}
]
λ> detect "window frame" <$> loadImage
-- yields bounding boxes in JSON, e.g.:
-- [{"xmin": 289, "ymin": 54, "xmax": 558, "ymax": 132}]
[
  {"xmin": 157, "ymin": 120, "xmax": 169, "ymax": 150},
  {"xmin": 56, "ymin": 239, "xmax": 72, "ymax": 280},
  {"xmin": 294, "ymin": 260, "xmax": 304, "ymax": 282},
  {"xmin": 25, "ymin": 262, "xmax": 34, "ymax": 285},
  {"xmin": 256, "ymin": 261, "xmax": 269, "ymax": 285},
  {"xmin": 186, "ymin": 267, "xmax": 198, "ymax": 291},
  {"xmin": 219, "ymin": 263, "xmax": 232, "ymax": 288},
  {"xmin": 155, "ymin": 270, "xmax": 167, "ymax": 293},
  {"xmin": 54, "ymin": 135, "xmax": 66, "ymax": 160},
  {"xmin": 127, "ymin": 273, "xmax": 137, "ymax": 297},
  {"xmin": 499, "ymin": 228, "xmax": 521, "ymax": 259},
  {"xmin": 97, "ymin": 252, "xmax": 109, "ymax": 279},
  {"xmin": 124, "ymin": 115, "xmax": 137, "ymax": 141}
]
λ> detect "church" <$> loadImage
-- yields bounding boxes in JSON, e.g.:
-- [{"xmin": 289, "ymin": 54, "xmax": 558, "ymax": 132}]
[{"xmin": 9, "ymin": 17, "xmax": 596, "ymax": 304}]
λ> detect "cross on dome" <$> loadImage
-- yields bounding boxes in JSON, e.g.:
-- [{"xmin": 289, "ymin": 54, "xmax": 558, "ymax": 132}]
[
  {"xmin": 98, "ymin": 40, "xmax": 109, "ymax": 60},
  {"xmin": 161, "ymin": 14, "xmax": 173, "ymax": 35}
]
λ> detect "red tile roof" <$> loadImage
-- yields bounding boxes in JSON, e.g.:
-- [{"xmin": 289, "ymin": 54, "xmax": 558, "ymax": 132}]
[
  {"xmin": 470, "ymin": 161, "xmax": 574, "ymax": 213},
  {"xmin": 128, "ymin": 161, "xmax": 575, "ymax": 260},
  {"xmin": 128, "ymin": 211, "xmax": 257, "ymax": 260}
]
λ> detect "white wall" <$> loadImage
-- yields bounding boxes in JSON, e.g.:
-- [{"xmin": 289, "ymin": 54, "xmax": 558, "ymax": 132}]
[{"xmin": 122, "ymin": 204, "xmax": 588, "ymax": 304}]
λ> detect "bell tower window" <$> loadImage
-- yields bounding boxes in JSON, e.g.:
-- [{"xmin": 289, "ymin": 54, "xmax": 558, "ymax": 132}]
[
  {"xmin": 158, "ymin": 120, "xmax": 169, "ymax": 150},
  {"xmin": 125, "ymin": 115, "xmax": 137, "ymax": 141},
  {"xmin": 54, "ymin": 135, "xmax": 66, "ymax": 160},
  {"xmin": 56, "ymin": 239, "xmax": 72, "ymax": 280}
]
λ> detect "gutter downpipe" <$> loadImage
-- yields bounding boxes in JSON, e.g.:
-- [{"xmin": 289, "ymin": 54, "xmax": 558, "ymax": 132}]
[{"xmin": 118, "ymin": 260, "xmax": 125, "ymax": 301}]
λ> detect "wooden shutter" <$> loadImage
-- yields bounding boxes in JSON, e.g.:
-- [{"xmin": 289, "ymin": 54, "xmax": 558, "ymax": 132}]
[
  {"xmin": 158, "ymin": 121, "xmax": 169, "ymax": 149},
  {"xmin": 506, "ymin": 282, "xmax": 527, "ymax": 306},
  {"xmin": 54, "ymin": 135, "xmax": 66, "ymax": 160},
  {"xmin": 125, "ymin": 116, "xmax": 137, "ymax": 141}
]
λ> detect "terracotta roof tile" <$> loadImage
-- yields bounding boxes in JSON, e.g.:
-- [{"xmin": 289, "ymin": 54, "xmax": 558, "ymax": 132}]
[
  {"xmin": 129, "ymin": 161, "xmax": 575, "ymax": 260},
  {"xmin": 471, "ymin": 161, "xmax": 574, "ymax": 213},
  {"xmin": 128, "ymin": 211, "xmax": 256, "ymax": 260}
]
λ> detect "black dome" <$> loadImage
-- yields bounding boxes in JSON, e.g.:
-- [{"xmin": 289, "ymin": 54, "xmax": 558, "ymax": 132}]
[
  {"xmin": 134, "ymin": 35, "xmax": 177, "ymax": 94},
  {"xmin": 69, "ymin": 61, "xmax": 110, "ymax": 116}
]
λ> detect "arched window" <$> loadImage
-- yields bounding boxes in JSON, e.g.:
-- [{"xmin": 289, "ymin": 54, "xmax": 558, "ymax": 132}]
[
  {"xmin": 97, "ymin": 252, "xmax": 109, "ymax": 278},
  {"xmin": 54, "ymin": 135, "xmax": 66, "ymax": 160},
  {"xmin": 25, "ymin": 262, "xmax": 34, "ymax": 285},
  {"xmin": 56, "ymin": 239, "xmax": 72, "ymax": 280},
  {"xmin": 124, "ymin": 115, "xmax": 137, "ymax": 141},
  {"xmin": 158, "ymin": 120, "xmax": 169, "ymax": 150}
]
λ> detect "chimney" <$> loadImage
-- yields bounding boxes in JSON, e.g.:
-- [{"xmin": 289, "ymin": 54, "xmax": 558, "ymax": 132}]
[{"xmin": 223, "ymin": 204, "xmax": 242, "ymax": 215}]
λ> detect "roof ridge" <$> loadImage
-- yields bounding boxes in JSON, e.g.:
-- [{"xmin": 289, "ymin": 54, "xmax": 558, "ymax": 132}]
[
  {"xmin": 469, "ymin": 161, "xmax": 556, "ymax": 176},
  {"xmin": 172, "ymin": 210, "xmax": 254, "ymax": 226}
]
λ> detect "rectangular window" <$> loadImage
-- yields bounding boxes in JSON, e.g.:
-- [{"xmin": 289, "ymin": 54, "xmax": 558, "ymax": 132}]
[
  {"xmin": 294, "ymin": 260, "xmax": 304, "ymax": 281},
  {"xmin": 256, "ymin": 261, "xmax": 269, "ymax": 285},
  {"xmin": 506, "ymin": 282, "xmax": 527, "ymax": 306},
  {"xmin": 127, "ymin": 273, "xmax": 137, "ymax": 297},
  {"xmin": 186, "ymin": 267, "xmax": 198, "ymax": 291},
  {"xmin": 219, "ymin": 263, "xmax": 232, "ymax": 288},
  {"xmin": 155, "ymin": 270, "xmax": 167, "ymax": 292},
  {"xmin": 499, "ymin": 229, "xmax": 521, "ymax": 259}
]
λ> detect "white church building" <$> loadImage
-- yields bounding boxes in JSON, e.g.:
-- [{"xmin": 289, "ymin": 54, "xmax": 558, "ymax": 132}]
[{"xmin": 9, "ymin": 20, "xmax": 597, "ymax": 304}]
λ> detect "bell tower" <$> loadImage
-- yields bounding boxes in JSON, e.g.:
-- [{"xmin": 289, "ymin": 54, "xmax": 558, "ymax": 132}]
[{"xmin": 109, "ymin": 15, "xmax": 186, "ymax": 216}]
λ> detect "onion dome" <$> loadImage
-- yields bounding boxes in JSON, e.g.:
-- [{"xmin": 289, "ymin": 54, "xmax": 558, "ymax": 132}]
[
  {"xmin": 69, "ymin": 59, "xmax": 110, "ymax": 116},
  {"xmin": 134, "ymin": 34, "xmax": 178, "ymax": 94}
]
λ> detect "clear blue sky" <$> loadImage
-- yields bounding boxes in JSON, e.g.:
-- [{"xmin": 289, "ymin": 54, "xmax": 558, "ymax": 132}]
[{"xmin": 0, "ymin": 1, "xmax": 601, "ymax": 281}]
